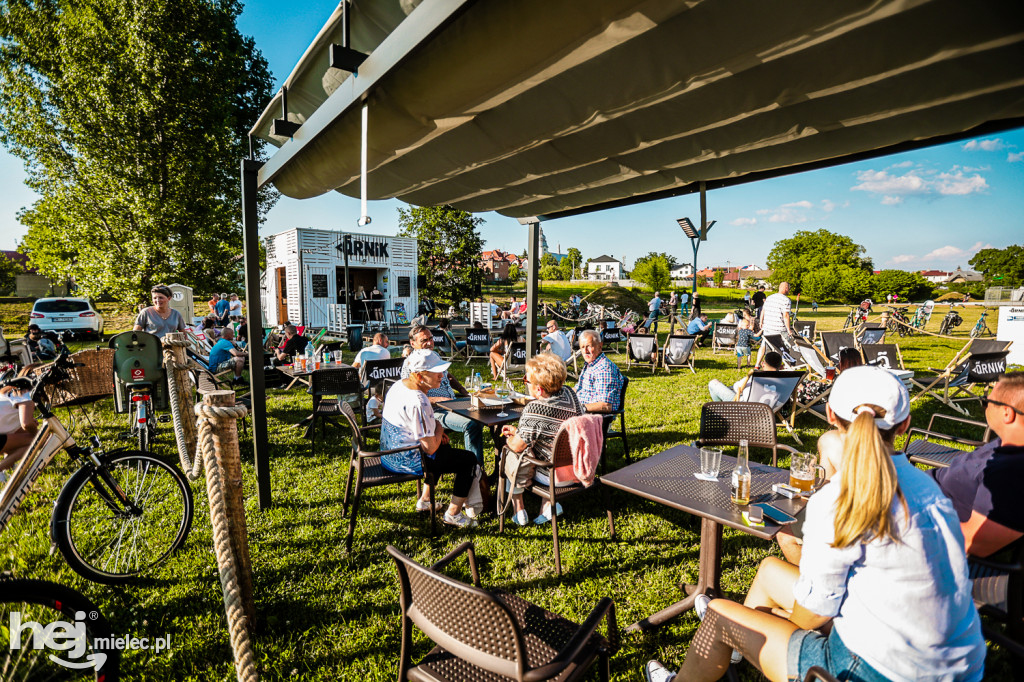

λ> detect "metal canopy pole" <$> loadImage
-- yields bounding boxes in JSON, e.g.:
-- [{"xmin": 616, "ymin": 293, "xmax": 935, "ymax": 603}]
[
  {"xmin": 677, "ymin": 182, "xmax": 716, "ymax": 309},
  {"xmin": 241, "ymin": 158, "xmax": 271, "ymax": 509},
  {"xmin": 521, "ymin": 217, "xmax": 541, "ymax": 358}
]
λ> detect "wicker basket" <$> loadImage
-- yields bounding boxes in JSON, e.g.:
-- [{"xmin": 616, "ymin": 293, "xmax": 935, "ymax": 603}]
[{"xmin": 47, "ymin": 348, "xmax": 116, "ymax": 407}]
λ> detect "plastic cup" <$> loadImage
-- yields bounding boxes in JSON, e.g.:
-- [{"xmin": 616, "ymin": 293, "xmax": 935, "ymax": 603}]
[
  {"xmin": 699, "ymin": 447, "xmax": 722, "ymax": 479},
  {"xmin": 333, "ymin": 350, "xmax": 344, "ymax": 364}
]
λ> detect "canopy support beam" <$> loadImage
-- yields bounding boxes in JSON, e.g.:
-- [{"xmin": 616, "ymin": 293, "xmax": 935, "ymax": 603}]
[
  {"xmin": 523, "ymin": 218, "xmax": 541, "ymax": 359},
  {"xmin": 241, "ymin": 158, "xmax": 272, "ymax": 509}
]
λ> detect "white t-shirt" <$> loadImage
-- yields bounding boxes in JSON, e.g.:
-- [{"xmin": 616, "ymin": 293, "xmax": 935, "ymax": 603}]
[
  {"xmin": 229, "ymin": 300, "xmax": 242, "ymax": 316},
  {"xmin": 0, "ymin": 391, "xmax": 33, "ymax": 434},
  {"xmin": 353, "ymin": 344, "xmax": 392, "ymax": 366},
  {"xmin": 490, "ymin": 303, "xmax": 500, "ymax": 318},
  {"xmin": 543, "ymin": 330, "xmax": 572, "ymax": 361},
  {"xmin": 365, "ymin": 395, "xmax": 381, "ymax": 423}
]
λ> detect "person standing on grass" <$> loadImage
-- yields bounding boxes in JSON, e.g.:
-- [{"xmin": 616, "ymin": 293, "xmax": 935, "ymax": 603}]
[
  {"xmin": 215, "ymin": 293, "xmax": 231, "ymax": 325},
  {"xmin": 228, "ymin": 293, "xmax": 243, "ymax": 322},
  {"xmin": 133, "ymin": 284, "xmax": 187, "ymax": 339},
  {"xmin": 642, "ymin": 291, "xmax": 662, "ymax": 333},
  {"xmin": 690, "ymin": 291, "xmax": 702, "ymax": 320},
  {"xmin": 646, "ymin": 366, "xmax": 985, "ymax": 682},
  {"xmin": 755, "ymin": 282, "xmax": 794, "ymax": 368},
  {"xmin": 380, "ymin": 350, "xmax": 478, "ymax": 529},
  {"xmin": 667, "ymin": 291, "xmax": 679, "ymax": 326},
  {"xmin": 752, "ymin": 285, "xmax": 766, "ymax": 317}
]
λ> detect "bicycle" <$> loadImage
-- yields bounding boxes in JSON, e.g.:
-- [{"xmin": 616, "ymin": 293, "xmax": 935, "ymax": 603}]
[
  {"xmin": 109, "ymin": 331, "xmax": 170, "ymax": 453},
  {"xmin": 842, "ymin": 307, "xmax": 867, "ymax": 332},
  {"xmin": 970, "ymin": 308, "xmax": 994, "ymax": 338},
  {"xmin": 0, "ymin": 574, "xmax": 121, "ymax": 679},
  {"xmin": 938, "ymin": 309, "xmax": 963, "ymax": 336},
  {"xmin": 0, "ymin": 348, "xmax": 193, "ymax": 584}
]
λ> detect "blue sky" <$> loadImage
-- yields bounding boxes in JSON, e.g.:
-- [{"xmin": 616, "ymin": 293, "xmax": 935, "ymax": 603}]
[{"xmin": 2, "ymin": 0, "xmax": 1022, "ymax": 273}]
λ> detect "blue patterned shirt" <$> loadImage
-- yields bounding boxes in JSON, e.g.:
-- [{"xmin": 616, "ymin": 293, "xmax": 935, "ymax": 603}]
[
  {"xmin": 574, "ymin": 353, "xmax": 624, "ymax": 411},
  {"xmin": 379, "ymin": 381, "xmax": 436, "ymax": 475}
]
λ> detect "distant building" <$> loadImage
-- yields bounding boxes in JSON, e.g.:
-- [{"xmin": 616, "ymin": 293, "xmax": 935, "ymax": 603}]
[
  {"xmin": 480, "ymin": 249, "xmax": 520, "ymax": 282},
  {"xmin": 587, "ymin": 255, "xmax": 623, "ymax": 280},
  {"xmin": 920, "ymin": 269, "xmax": 952, "ymax": 283},
  {"xmin": 945, "ymin": 267, "xmax": 983, "ymax": 284},
  {"xmin": 2, "ymin": 249, "xmax": 69, "ymax": 297},
  {"xmin": 669, "ymin": 263, "xmax": 694, "ymax": 279}
]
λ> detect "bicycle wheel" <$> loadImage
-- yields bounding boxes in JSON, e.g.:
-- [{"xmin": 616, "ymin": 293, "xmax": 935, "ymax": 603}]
[
  {"xmin": 52, "ymin": 450, "xmax": 193, "ymax": 585},
  {"xmin": 0, "ymin": 577, "xmax": 120, "ymax": 680}
]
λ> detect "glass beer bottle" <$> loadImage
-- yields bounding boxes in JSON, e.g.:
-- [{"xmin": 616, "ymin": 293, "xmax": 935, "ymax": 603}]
[{"xmin": 731, "ymin": 439, "xmax": 751, "ymax": 505}]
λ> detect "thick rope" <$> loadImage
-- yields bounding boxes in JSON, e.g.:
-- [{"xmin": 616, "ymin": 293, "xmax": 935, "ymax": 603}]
[
  {"xmin": 162, "ymin": 343, "xmax": 202, "ymax": 479},
  {"xmin": 197, "ymin": 401, "xmax": 257, "ymax": 682}
]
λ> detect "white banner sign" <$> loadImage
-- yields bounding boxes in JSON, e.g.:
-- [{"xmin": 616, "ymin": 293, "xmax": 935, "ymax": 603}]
[{"xmin": 997, "ymin": 305, "xmax": 1024, "ymax": 366}]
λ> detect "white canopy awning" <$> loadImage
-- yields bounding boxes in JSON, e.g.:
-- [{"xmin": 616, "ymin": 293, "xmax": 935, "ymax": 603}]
[{"xmin": 252, "ymin": 0, "xmax": 1024, "ymax": 220}]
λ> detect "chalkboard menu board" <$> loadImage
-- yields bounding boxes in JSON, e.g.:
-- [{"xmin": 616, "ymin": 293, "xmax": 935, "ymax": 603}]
[
  {"xmin": 397, "ymin": 276, "xmax": 411, "ymax": 297},
  {"xmin": 311, "ymin": 274, "xmax": 328, "ymax": 299}
]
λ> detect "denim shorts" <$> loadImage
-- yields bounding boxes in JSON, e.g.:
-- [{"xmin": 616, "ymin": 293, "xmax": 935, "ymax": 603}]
[{"xmin": 787, "ymin": 628, "xmax": 888, "ymax": 682}]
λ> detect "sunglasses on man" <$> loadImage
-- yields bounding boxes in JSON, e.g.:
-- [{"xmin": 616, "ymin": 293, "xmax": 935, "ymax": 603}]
[{"xmin": 981, "ymin": 397, "xmax": 1024, "ymax": 416}]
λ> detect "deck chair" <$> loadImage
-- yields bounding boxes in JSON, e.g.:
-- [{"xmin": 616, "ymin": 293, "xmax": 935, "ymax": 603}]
[
  {"xmin": 359, "ymin": 357, "xmax": 405, "ymax": 415},
  {"xmin": 464, "ymin": 330, "xmax": 491, "ymax": 365},
  {"xmin": 857, "ymin": 323, "xmax": 886, "ymax": 346},
  {"xmin": 911, "ymin": 343, "xmax": 1009, "ymax": 415},
  {"xmin": 662, "ymin": 334, "xmax": 697, "ymax": 373},
  {"xmin": 696, "ymin": 401, "xmax": 800, "ymax": 467},
  {"xmin": 387, "ymin": 543, "xmax": 617, "ymax": 678},
  {"xmin": 442, "ymin": 328, "xmax": 468, "ymax": 362},
  {"xmin": 497, "ymin": 415, "xmax": 614, "ymax": 576},
  {"xmin": 762, "ymin": 334, "xmax": 801, "ymax": 368},
  {"xmin": 601, "ymin": 325, "xmax": 623, "ymax": 353},
  {"xmin": 792, "ymin": 320, "xmax": 816, "ymax": 341},
  {"xmin": 819, "ymin": 332, "xmax": 856, "ymax": 365},
  {"xmin": 787, "ymin": 340, "xmax": 832, "ymax": 425},
  {"xmin": 903, "ymin": 414, "xmax": 992, "ymax": 469},
  {"xmin": 430, "ymin": 327, "xmax": 453, "ymax": 359},
  {"xmin": 712, "ymin": 323, "xmax": 738, "ymax": 353},
  {"xmin": 861, "ymin": 343, "xmax": 904, "ymax": 370},
  {"xmin": 969, "ymin": 338, "xmax": 1013, "ymax": 355},
  {"xmin": 626, "ymin": 333, "xmax": 659, "ymax": 372},
  {"xmin": 736, "ymin": 370, "xmax": 806, "ymax": 447},
  {"xmin": 497, "ymin": 342, "xmax": 527, "ymax": 384}
]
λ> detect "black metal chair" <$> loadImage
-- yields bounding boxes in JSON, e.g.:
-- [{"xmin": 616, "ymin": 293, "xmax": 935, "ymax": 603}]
[
  {"xmin": 497, "ymin": 416, "xmax": 615, "ymax": 576},
  {"xmin": 602, "ymin": 376, "xmax": 630, "ymax": 463},
  {"xmin": 971, "ymin": 538, "xmax": 1024, "ymax": 660},
  {"xmin": 309, "ymin": 366, "xmax": 362, "ymax": 457},
  {"xmin": 388, "ymin": 541, "xmax": 618, "ymax": 681},
  {"xmin": 903, "ymin": 413, "xmax": 992, "ymax": 469},
  {"xmin": 338, "ymin": 402, "xmax": 437, "ymax": 551},
  {"xmin": 697, "ymin": 402, "xmax": 799, "ymax": 467}
]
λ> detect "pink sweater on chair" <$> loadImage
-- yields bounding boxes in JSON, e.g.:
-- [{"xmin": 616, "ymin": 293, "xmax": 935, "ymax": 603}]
[{"xmin": 564, "ymin": 414, "xmax": 604, "ymax": 487}]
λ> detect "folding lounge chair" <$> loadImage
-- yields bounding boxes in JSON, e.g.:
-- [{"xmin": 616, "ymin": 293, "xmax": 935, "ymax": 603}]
[
  {"xmin": 861, "ymin": 343, "xmax": 904, "ymax": 370},
  {"xmin": 464, "ymin": 330, "xmax": 491, "ymax": 365},
  {"xmin": 787, "ymin": 340, "xmax": 832, "ymax": 425},
  {"xmin": 903, "ymin": 413, "xmax": 992, "ymax": 469},
  {"xmin": 711, "ymin": 322, "xmax": 738, "ymax": 354},
  {"xmin": 696, "ymin": 401, "xmax": 800, "ymax": 467},
  {"xmin": 792, "ymin": 320, "xmax": 816, "ymax": 341},
  {"xmin": 736, "ymin": 370, "xmax": 806, "ymax": 447},
  {"xmin": 762, "ymin": 334, "xmax": 801, "ymax": 368},
  {"xmin": 857, "ymin": 323, "xmax": 886, "ymax": 346},
  {"xmin": 430, "ymin": 328, "xmax": 453, "ymax": 360},
  {"xmin": 819, "ymin": 332, "xmax": 856, "ymax": 365},
  {"xmin": 662, "ymin": 334, "xmax": 697, "ymax": 373},
  {"xmin": 497, "ymin": 342, "xmax": 527, "ymax": 385},
  {"xmin": 601, "ymin": 325, "xmax": 623, "ymax": 353},
  {"xmin": 911, "ymin": 343, "xmax": 1009, "ymax": 415},
  {"xmin": 626, "ymin": 333, "xmax": 659, "ymax": 372},
  {"xmin": 442, "ymin": 328, "xmax": 468, "ymax": 362}
]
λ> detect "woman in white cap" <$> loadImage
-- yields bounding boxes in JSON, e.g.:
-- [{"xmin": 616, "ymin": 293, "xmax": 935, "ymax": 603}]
[
  {"xmin": 644, "ymin": 365, "xmax": 985, "ymax": 682},
  {"xmin": 379, "ymin": 349, "xmax": 478, "ymax": 528}
]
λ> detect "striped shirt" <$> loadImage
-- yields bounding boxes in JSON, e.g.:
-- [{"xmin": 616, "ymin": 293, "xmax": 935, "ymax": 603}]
[
  {"xmin": 759, "ymin": 292, "xmax": 791, "ymax": 335},
  {"xmin": 517, "ymin": 387, "xmax": 584, "ymax": 461}
]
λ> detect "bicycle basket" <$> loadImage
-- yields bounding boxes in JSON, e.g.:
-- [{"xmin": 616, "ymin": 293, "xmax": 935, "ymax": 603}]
[{"xmin": 46, "ymin": 348, "xmax": 115, "ymax": 407}]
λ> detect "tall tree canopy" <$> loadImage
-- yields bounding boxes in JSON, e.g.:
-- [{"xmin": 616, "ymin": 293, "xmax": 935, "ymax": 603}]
[
  {"xmin": 398, "ymin": 205, "xmax": 485, "ymax": 304},
  {"xmin": 0, "ymin": 0, "xmax": 276, "ymax": 304},
  {"xmin": 633, "ymin": 251, "xmax": 678, "ymax": 270},
  {"xmin": 631, "ymin": 254, "xmax": 671, "ymax": 292},
  {"xmin": 766, "ymin": 229, "xmax": 872, "ymax": 294},
  {"xmin": 970, "ymin": 245, "xmax": 1024, "ymax": 288}
]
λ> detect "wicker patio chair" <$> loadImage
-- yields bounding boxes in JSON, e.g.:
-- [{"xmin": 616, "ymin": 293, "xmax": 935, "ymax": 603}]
[
  {"xmin": 697, "ymin": 402, "xmax": 799, "ymax": 467},
  {"xmin": 497, "ymin": 416, "xmax": 614, "ymax": 576},
  {"xmin": 903, "ymin": 413, "xmax": 992, "ymax": 469},
  {"xmin": 338, "ymin": 402, "xmax": 436, "ymax": 552},
  {"xmin": 602, "ymin": 375, "xmax": 630, "ymax": 463},
  {"xmin": 971, "ymin": 538, "xmax": 1024, "ymax": 660},
  {"xmin": 387, "ymin": 541, "xmax": 618, "ymax": 681},
  {"xmin": 309, "ymin": 366, "xmax": 362, "ymax": 457}
]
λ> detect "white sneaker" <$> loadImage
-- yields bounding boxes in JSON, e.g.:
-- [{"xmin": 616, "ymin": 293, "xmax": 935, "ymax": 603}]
[
  {"xmin": 644, "ymin": 660, "xmax": 676, "ymax": 682},
  {"xmin": 415, "ymin": 498, "xmax": 442, "ymax": 513},
  {"xmin": 443, "ymin": 511, "xmax": 476, "ymax": 528},
  {"xmin": 512, "ymin": 510, "xmax": 529, "ymax": 526},
  {"xmin": 464, "ymin": 506, "xmax": 478, "ymax": 519}
]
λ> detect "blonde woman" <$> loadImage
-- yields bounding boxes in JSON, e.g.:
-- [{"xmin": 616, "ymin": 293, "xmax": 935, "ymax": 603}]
[
  {"xmin": 645, "ymin": 366, "xmax": 985, "ymax": 682},
  {"xmin": 500, "ymin": 353, "xmax": 584, "ymax": 525}
]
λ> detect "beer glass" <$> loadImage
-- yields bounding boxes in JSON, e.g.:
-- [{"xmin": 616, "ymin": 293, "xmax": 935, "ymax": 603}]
[
  {"xmin": 789, "ymin": 452, "xmax": 826, "ymax": 492},
  {"xmin": 698, "ymin": 447, "xmax": 722, "ymax": 479}
]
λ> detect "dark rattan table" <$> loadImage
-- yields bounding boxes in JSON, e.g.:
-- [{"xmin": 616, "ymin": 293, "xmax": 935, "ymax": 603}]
[
  {"xmin": 602, "ymin": 443, "xmax": 806, "ymax": 632},
  {"xmin": 435, "ymin": 398, "xmax": 523, "ymax": 478}
]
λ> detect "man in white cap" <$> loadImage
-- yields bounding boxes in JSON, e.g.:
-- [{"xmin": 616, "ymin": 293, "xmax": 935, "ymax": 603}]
[
  {"xmin": 379, "ymin": 349, "xmax": 479, "ymax": 528},
  {"xmin": 644, "ymin": 366, "xmax": 984, "ymax": 682}
]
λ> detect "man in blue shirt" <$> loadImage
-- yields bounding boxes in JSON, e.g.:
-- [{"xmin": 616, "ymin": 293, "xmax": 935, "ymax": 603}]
[
  {"xmin": 687, "ymin": 313, "xmax": 713, "ymax": 347},
  {"xmin": 208, "ymin": 326, "xmax": 246, "ymax": 382},
  {"xmin": 574, "ymin": 329, "xmax": 624, "ymax": 412},
  {"xmin": 214, "ymin": 293, "xmax": 231, "ymax": 325},
  {"xmin": 641, "ymin": 291, "xmax": 662, "ymax": 333}
]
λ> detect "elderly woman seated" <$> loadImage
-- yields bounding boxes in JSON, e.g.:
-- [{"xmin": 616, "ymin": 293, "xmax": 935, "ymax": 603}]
[{"xmin": 500, "ymin": 352, "xmax": 585, "ymax": 526}]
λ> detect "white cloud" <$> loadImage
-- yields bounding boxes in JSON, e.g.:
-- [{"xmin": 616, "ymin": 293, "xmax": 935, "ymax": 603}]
[
  {"xmin": 890, "ymin": 254, "xmax": 916, "ymax": 264},
  {"xmin": 821, "ymin": 199, "xmax": 837, "ymax": 212},
  {"xmin": 934, "ymin": 171, "xmax": 987, "ymax": 196},
  {"xmin": 1009, "ymin": 151, "xmax": 1024, "ymax": 163},
  {"xmin": 782, "ymin": 200, "xmax": 813, "ymax": 209},
  {"xmin": 889, "ymin": 160, "xmax": 914, "ymax": 169},
  {"xmin": 881, "ymin": 196, "xmax": 902, "ymax": 205},
  {"xmin": 851, "ymin": 169, "xmax": 929, "ymax": 196},
  {"xmin": 757, "ymin": 204, "xmax": 810, "ymax": 223},
  {"xmin": 731, "ymin": 217, "xmax": 757, "ymax": 226},
  {"xmin": 888, "ymin": 241, "xmax": 992, "ymax": 267},
  {"xmin": 962, "ymin": 138, "xmax": 1005, "ymax": 152}
]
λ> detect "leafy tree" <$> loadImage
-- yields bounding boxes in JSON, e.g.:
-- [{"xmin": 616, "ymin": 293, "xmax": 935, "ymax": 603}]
[
  {"xmin": 507, "ymin": 263, "xmax": 521, "ymax": 282},
  {"xmin": 871, "ymin": 269, "xmax": 931, "ymax": 302},
  {"xmin": 970, "ymin": 245, "xmax": 1024, "ymax": 287},
  {"xmin": 631, "ymin": 254, "xmax": 671, "ymax": 291},
  {"xmin": 559, "ymin": 247, "xmax": 583, "ymax": 280},
  {"xmin": 539, "ymin": 264, "xmax": 563, "ymax": 281},
  {"xmin": 712, "ymin": 269, "xmax": 725, "ymax": 287},
  {"xmin": 0, "ymin": 251, "xmax": 26, "ymax": 295},
  {"xmin": 398, "ymin": 205, "xmax": 485, "ymax": 304},
  {"xmin": 0, "ymin": 0, "xmax": 276, "ymax": 305},
  {"xmin": 633, "ymin": 251, "xmax": 678, "ymax": 270},
  {"xmin": 803, "ymin": 265, "xmax": 873, "ymax": 303},
  {"xmin": 540, "ymin": 252, "xmax": 560, "ymax": 268},
  {"xmin": 766, "ymin": 229, "xmax": 872, "ymax": 294}
]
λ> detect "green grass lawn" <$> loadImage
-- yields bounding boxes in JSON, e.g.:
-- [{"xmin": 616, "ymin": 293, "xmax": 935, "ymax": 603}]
[{"xmin": 3, "ymin": 305, "xmax": 1015, "ymax": 679}]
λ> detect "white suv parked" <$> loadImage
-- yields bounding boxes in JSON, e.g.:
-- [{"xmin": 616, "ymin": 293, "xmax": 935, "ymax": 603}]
[{"xmin": 30, "ymin": 297, "xmax": 105, "ymax": 339}]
